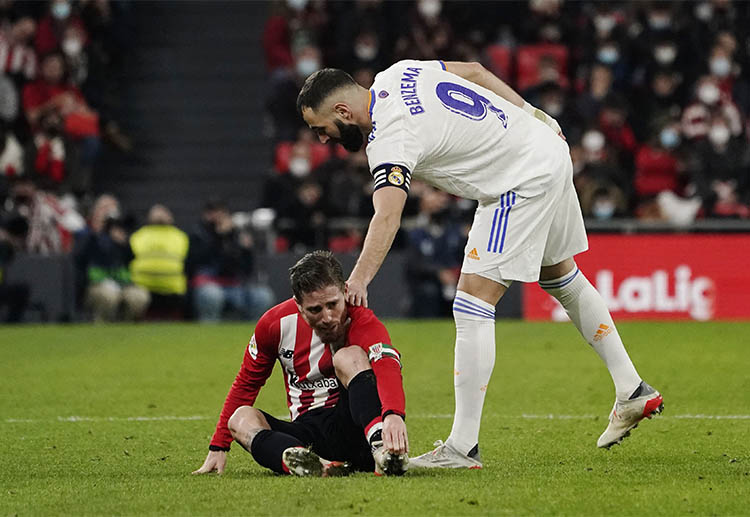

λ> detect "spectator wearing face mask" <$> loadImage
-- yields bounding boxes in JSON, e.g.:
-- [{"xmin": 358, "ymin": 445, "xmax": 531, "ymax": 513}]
[
  {"xmin": 394, "ymin": 0, "xmax": 454, "ymax": 61},
  {"xmin": 266, "ymin": 44, "xmax": 323, "ymax": 142},
  {"xmin": 590, "ymin": 39, "xmax": 630, "ymax": 88},
  {"xmin": 60, "ymin": 23, "xmax": 87, "ymax": 86},
  {"xmin": 633, "ymin": 120, "xmax": 686, "ymax": 211},
  {"xmin": 635, "ymin": 68, "xmax": 683, "ymax": 141},
  {"xmin": 686, "ymin": 114, "xmax": 750, "ymax": 218},
  {"xmin": 574, "ymin": 128, "xmax": 630, "ymax": 216},
  {"xmin": 582, "ymin": 185, "xmax": 628, "ymax": 221},
  {"xmin": 343, "ymin": 29, "xmax": 385, "ymax": 73},
  {"xmin": 35, "ymin": 0, "xmax": 88, "ymax": 57},
  {"xmin": 681, "ymin": 75, "xmax": 743, "ymax": 141},
  {"xmin": 22, "ymin": 52, "xmax": 101, "ymax": 195},
  {"xmin": 705, "ymin": 40, "xmax": 750, "ymax": 117}
]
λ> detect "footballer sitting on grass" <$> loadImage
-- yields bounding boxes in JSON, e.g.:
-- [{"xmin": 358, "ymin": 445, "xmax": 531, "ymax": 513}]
[{"xmin": 192, "ymin": 251, "xmax": 408, "ymax": 477}]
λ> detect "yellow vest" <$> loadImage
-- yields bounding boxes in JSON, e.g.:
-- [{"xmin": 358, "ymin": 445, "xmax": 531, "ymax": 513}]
[{"xmin": 129, "ymin": 225, "xmax": 189, "ymax": 295}]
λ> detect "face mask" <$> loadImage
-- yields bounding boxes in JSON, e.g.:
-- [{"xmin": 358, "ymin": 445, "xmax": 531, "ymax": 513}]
[
  {"xmin": 648, "ymin": 13, "xmax": 671, "ymax": 30},
  {"xmin": 597, "ymin": 46, "xmax": 619, "ymax": 65},
  {"xmin": 593, "ymin": 15, "xmax": 616, "ymax": 36},
  {"xmin": 296, "ymin": 58, "xmax": 320, "ymax": 78},
  {"xmin": 540, "ymin": 24, "xmax": 561, "ymax": 42},
  {"xmin": 709, "ymin": 57, "xmax": 731, "ymax": 78},
  {"xmin": 286, "ymin": 0, "xmax": 308, "ymax": 11},
  {"xmin": 289, "ymin": 157, "xmax": 311, "ymax": 178},
  {"xmin": 654, "ymin": 45, "xmax": 676, "ymax": 65},
  {"xmin": 62, "ymin": 38, "xmax": 82, "ymax": 56},
  {"xmin": 582, "ymin": 130, "xmax": 605, "ymax": 153},
  {"xmin": 354, "ymin": 44, "xmax": 377, "ymax": 61},
  {"xmin": 697, "ymin": 83, "xmax": 720, "ymax": 105},
  {"xmin": 708, "ymin": 124, "xmax": 730, "ymax": 146},
  {"xmin": 51, "ymin": 1, "xmax": 71, "ymax": 20},
  {"xmin": 660, "ymin": 128, "xmax": 680, "ymax": 149},
  {"xmin": 542, "ymin": 101, "xmax": 563, "ymax": 117},
  {"xmin": 418, "ymin": 0, "xmax": 441, "ymax": 19},
  {"xmin": 695, "ymin": 2, "xmax": 713, "ymax": 22},
  {"xmin": 334, "ymin": 120, "xmax": 364, "ymax": 152},
  {"xmin": 592, "ymin": 200, "xmax": 616, "ymax": 219}
]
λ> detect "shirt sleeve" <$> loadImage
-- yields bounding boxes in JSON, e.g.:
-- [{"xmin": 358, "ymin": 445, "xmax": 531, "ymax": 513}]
[
  {"xmin": 209, "ymin": 315, "xmax": 277, "ymax": 450},
  {"xmin": 346, "ymin": 307, "xmax": 406, "ymax": 418},
  {"xmin": 397, "ymin": 59, "xmax": 446, "ymax": 71},
  {"xmin": 366, "ymin": 94, "xmax": 422, "ymax": 196}
]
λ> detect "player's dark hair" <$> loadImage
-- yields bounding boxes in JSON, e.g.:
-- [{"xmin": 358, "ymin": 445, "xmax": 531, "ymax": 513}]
[
  {"xmin": 289, "ymin": 250, "xmax": 345, "ymax": 301},
  {"xmin": 296, "ymin": 68, "xmax": 357, "ymax": 114}
]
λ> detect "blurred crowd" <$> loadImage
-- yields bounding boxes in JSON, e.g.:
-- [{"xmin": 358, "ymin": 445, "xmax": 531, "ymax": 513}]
[
  {"xmin": 3, "ymin": 0, "xmax": 750, "ymax": 322},
  {"xmin": 260, "ymin": 0, "xmax": 750, "ymax": 316},
  {"xmin": 0, "ymin": 0, "xmax": 140, "ymax": 321}
]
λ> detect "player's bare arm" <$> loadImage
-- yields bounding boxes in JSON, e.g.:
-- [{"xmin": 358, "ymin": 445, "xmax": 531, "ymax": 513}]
[
  {"xmin": 444, "ymin": 61, "xmax": 564, "ymax": 138},
  {"xmin": 346, "ymin": 186, "xmax": 407, "ymax": 307}
]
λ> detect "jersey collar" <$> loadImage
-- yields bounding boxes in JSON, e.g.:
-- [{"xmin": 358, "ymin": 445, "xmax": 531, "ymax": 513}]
[{"xmin": 368, "ymin": 88, "xmax": 376, "ymax": 120}]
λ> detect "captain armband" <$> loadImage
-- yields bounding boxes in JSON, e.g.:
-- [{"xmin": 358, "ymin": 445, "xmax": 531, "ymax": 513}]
[
  {"xmin": 368, "ymin": 342, "xmax": 402, "ymax": 368},
  {"xmin": 371, "ymin": 163, "xmax": 412, "ymax": 194}
]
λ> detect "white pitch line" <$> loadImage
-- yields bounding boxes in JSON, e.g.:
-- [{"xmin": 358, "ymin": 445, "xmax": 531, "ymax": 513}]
[{"xmin": 4, "ymin": 414, "xmax": 750, "ymax": 424}]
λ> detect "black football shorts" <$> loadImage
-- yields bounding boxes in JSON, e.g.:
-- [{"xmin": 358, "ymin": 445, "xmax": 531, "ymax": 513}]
[{"xmin": 260, "ymin": 389, "xmax": 374, "ymax": 472}]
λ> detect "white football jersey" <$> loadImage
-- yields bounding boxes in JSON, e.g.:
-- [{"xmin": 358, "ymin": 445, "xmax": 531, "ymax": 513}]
[{"xmin": 366, "ymin": 60, "xmax": 570, "ymax": 202}]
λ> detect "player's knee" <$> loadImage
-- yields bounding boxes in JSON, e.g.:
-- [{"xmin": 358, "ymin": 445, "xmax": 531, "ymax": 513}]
[
  {"xmin": 539, "ymin": 258, "xmax": 577, "ymax": 282},
  {"xmin": 228, "ymin": 406, "xmax": 264, "ymax": 436},
  {"xmin": 333, "ymin": 346, "xmax": 370, "ymax": 387}
]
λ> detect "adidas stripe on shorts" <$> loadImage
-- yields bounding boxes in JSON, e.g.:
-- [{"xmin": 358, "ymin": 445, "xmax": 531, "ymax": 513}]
[{"xmin": 460, "ymin": 158, "xmax": 588, "ymax": 285}]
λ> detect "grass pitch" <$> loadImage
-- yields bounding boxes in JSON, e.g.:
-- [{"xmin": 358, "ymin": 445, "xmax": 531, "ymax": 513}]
[{"xmin": 2, "ymin": 321, "xmax": 749, "ymax": 516}]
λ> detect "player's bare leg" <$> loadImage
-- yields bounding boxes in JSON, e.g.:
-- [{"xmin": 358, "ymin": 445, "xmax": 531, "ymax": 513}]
[
  {"xmin": 228, "ymin": 406, "xmax": 271, "ymax": 452},
  {"xmin": 334, "ymin": 346, "xmax": 408, "ymax": 475},
  {"xmin": 539, "ymin": 257, "xmax": 663, "ymax": 448},
  {"xmin": 411, "ymin": 272, "xmax": 504, "ymax": 469}
]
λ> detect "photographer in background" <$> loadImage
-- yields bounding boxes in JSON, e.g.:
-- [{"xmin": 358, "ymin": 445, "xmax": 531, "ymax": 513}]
[
  {"xmin": 187, "ymin": 198, "xmax": 273, "ymax": 322},
  {"xmin": 76, "ymin": 207, "xmax": 149, "ymax": 322}
]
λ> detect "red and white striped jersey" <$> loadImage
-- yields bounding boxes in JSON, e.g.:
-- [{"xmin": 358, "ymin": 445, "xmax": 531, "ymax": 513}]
[
  {"xmin": 210, "ymin": 298, "xmax": 404, "ymax": 449},
  {"xmin": 0, "ymin": 34, "xmax": 36, "ymax": 80}
]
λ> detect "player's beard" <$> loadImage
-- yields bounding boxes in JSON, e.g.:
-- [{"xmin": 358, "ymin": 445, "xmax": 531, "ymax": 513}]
[
  {"xmin": 316, "ymin": 313, "xmax": 348, "ymax": 350},
  {"xmin": 333, "ymin": 120, "xmax": 364, "ymax": 152}
]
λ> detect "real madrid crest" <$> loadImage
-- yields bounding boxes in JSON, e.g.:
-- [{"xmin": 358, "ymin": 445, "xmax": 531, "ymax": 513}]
[{"xmin": 388, "ymin": 166, "xmax": 404, "ymax": 186}]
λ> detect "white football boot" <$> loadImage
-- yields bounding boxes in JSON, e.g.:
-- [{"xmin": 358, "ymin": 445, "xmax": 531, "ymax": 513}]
[
  {"xmin": 409, "ymin": 441, "xmax": 483, "ymax": 469},
  {"xmin": 597, "ymin": 381, "xmax": 664, "ymax": 449},
  {"xmin": 372, "ymin": 441, "xmax": 409, "ymax": 476},
  {"xmin": 282, "ymin": 447, "xmax": 352, "ymax": 477}
]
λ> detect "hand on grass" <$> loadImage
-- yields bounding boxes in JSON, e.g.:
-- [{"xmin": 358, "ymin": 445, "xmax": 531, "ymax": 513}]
[{"xmin": 192, "ymin": 450, "xmax": 226, "ymax": 475}]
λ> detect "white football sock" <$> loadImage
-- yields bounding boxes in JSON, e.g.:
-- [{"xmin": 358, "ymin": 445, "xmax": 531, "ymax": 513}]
[
  {"xmin": 540, "ymin": 266, "xmax": 641, "ymax": 400},
  {"xmin": 447, "ymin": 290, "xmax": 496, "ymax": 455}
]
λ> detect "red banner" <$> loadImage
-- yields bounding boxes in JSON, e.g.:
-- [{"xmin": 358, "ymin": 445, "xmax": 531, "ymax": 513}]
[{"xmin": 523, "ymin": 234, "xmax": 750, "ymax": 321}]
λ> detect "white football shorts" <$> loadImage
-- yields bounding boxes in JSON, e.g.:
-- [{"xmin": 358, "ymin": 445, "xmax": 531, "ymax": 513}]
[{"xmin": 460, "ymin": 159, "xmax": 588, "ymax": 285}]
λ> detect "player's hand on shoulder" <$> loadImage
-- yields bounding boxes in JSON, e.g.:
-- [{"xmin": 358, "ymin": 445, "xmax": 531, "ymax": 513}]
[
  {"xmin": 345, "ymin": 279, "xmax": 368, "ymax": 308},
  {"xmin": 192, "ymin": 449, "xmax": 227, "ymax": 475},
  {"xmin": 382, "ymin": 413, "xmax": 408, "ymax": 455}
]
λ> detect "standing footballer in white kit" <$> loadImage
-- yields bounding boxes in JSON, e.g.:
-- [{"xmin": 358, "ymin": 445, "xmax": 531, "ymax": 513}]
[{"xmin": 297, "ymin": 59, "xmax": 663, "ymax": 468}]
